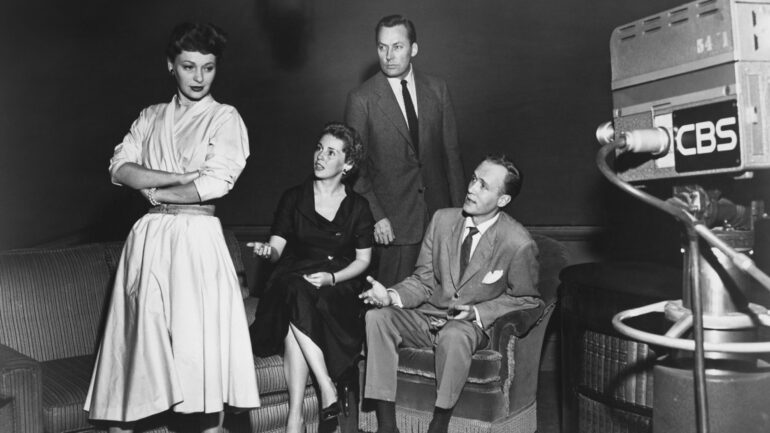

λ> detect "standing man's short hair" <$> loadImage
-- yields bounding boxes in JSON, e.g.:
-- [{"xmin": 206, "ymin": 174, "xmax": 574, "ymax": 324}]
[
  {"xmin": 375, "ymin": 15, "xmax": 417, "ymax": 44},
  {"xmin": 484, "ymin": 154, "xmax": 523, "ymax": 199}
]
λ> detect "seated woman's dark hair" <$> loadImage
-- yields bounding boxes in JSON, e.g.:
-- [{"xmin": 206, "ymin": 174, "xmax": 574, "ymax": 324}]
[
  {"xmin": 166, "ymin": 22, "xmax": 228, "ymax": 62},
  {"xmin": 318, "ymin": 122, "xmax": 365, "ymax": 177}
]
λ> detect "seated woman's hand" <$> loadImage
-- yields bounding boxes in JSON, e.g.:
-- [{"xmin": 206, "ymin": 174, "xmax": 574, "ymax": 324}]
[
  {"xmin": 176, "ymin": 170, "xmax": 202, "ymax": 185},
  {"xmin": 303, "ymin": 272, "xmax": 333, "ymax": 288},
  {"xmin": 247, "ymin": 242, "xmax": 272, "ymax": 259}
]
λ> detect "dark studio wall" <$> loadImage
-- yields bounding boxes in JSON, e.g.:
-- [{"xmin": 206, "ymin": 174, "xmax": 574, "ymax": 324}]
[{"xmin": 0, "ymin": 0, "xmax": 688, "ymax": 254}]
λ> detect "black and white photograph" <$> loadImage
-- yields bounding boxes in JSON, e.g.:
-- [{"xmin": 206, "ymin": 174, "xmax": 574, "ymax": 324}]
[{"xmin": 2, "ymin": 1, "xmax": 770, "ymax": 432}]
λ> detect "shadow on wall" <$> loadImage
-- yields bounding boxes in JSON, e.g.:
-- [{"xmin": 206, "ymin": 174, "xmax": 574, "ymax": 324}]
[
  {"xmin": 257, "ymin": 0, "xmax": 314, "ymax": 70},
  {"xmin": 598, "ymin": 178, "xmax": 683, "ymax": 266},
  {"xmin": 91, "ymin": 190, "xmax": 149, "ymax": 243},
  {"xmin": 360, "ymin": 62, "xmax": 380, "ymax": 85}
]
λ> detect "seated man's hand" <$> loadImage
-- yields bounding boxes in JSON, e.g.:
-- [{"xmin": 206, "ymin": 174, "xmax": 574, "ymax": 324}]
[
  {"xmin": 374, "ymin": 218, "xmax": 395, "ymax": 245},
  {"xmin": 447, "ymin": 304, "xmax": 475, "ymax": 321},
  {"xmin": 359, "ymin": 276, "xmax": 392, "ymax": 307}
]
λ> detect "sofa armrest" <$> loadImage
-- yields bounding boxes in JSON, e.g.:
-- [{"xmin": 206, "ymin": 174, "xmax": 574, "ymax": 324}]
[
  {"xmin": 0, "ymin": 395, "xmax": 13, "ymax": 433},
  {"xmin": 0, "ymin": 344, "xmax": 42, "ymax": 433}
]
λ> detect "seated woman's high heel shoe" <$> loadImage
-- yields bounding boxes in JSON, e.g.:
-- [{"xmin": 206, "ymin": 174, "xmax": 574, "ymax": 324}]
[{"xmin": 320, "ymin": 400, "xmax": 342, "ymax": 421}]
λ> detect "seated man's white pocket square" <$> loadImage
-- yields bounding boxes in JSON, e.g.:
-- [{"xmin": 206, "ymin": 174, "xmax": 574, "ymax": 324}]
[{"xmin": 482, "ymin": 270, "xmax": 503, "ymax": 284}]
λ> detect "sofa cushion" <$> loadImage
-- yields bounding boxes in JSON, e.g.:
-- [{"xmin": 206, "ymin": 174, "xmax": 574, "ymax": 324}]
[
  {"xmin": 245, "ymin": 386, "xmax": 316, "ymax": 433},
  {"xmin": 41, "ymin": 356, "xmax": 92, "ymax": 433},
  {"xmin": 0, "ymin": 244, "xmax": 113, "ymax": 361},
  {"xmin": 252, "ymin": 354, "xmax": 314, "ymax": 397},
  {"xmin": 397, "ymin": 347, "xmax": 502, "ymax": 384},
  {"xmin": 102, "ymin": 241, "xmax": 125, "ymax": 276},
  {"xmin": 253, "ymin": 355, "xmax": 291, "ymax": 395},
  {"xmin": 41, "ymin": 357, "xmax": 170, "ymax": 433},
  {"xmin": 0, "ymin": 396, "xmax": 13, "ymax": 433},
  {"xmin": 40, "ymin": 354, "xmax": 302, "ymax": 433}
]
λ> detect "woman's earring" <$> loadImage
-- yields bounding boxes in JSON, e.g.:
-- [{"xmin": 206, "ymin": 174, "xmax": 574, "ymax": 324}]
[{"xmin": 342, "ymin": 169, "xmax": 349, "ymax": 177}]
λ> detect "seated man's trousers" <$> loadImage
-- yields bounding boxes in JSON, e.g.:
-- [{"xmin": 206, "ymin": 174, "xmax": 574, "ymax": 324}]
[{"xmin": 364, "ymin": 306, "xmax": 488, "ymax": 408}]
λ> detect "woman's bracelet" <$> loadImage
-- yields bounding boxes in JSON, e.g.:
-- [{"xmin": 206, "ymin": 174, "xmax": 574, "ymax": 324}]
[
  {"xmin": 330, "ymin": 272, "xmax": 336, "ymax": 286},
  {"xmin": 147, "ymin": 188, "xmax": 161, "ymax": 207}
]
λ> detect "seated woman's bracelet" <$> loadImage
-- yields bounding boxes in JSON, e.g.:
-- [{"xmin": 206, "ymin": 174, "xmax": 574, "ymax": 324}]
[{"xmin": 330, "ymin": 272, "xmax": 336, "ymax": 286}]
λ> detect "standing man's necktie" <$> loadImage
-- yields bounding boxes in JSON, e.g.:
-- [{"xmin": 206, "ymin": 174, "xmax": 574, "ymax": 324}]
[
  {"xmin": 401, "ymin": 79, "xmax": 419, "ymax": 155},
  {"xmin": 460, "ymin": 226, "xmax": 479, "ymax": 277}
]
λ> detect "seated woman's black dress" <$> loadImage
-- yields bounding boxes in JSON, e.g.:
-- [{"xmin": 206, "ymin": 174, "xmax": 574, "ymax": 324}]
[{"xmin": 250, "ymin": 179, "xmax": 374, "ymax": 379}]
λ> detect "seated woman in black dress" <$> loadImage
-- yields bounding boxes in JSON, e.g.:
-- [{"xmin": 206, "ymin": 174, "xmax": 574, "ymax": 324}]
[{"xmin": 248, "ymin": 122, "xmax": 373, "ymax": 433}]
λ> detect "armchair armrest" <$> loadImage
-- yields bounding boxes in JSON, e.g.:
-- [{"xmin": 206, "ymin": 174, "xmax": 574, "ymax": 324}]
[
  {"xmin": 489, "ymin": 301, "xmax": 556, "ymax": 415},
  {"xmin": 488, "ymin": 301, "xmax": 547, "ymax": 353},
  {"xmin": 0, "ymin": 344, "xmax": 42, "ymax": 433}
]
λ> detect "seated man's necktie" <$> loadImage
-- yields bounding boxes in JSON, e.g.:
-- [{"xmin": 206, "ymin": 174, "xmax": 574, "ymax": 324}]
[{"xmin": 460, "ymin": 226, "xmax": 479, "ymax": 277}]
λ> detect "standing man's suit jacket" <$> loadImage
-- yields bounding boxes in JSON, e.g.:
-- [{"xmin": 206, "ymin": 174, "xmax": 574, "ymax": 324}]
[
  {"xmin": 393, "ymin": 208, "xmax": 541, "ymax": 329},
  {"xmin": 345, "ymin": 70, "xmax": 466, "ymax": 245}
]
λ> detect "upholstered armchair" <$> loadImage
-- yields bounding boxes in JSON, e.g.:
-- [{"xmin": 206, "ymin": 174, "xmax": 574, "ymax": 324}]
[{"xmin": 357, "ymin": 234, "xmax": 568, "ymax": 433}]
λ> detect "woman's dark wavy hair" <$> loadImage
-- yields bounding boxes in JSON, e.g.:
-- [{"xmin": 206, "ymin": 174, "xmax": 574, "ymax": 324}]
[
  {"xmin": 165, "ymin": 22, "xmax": 228, "ymax": 62},
  {"xmin": 318, "ymin": 122, "xmax": 365, "ymax": 177}
]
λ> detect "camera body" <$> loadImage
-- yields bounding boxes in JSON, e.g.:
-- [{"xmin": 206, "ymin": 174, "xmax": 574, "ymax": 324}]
[{"xmin": 610, "ymin": 0, "xmax": 770, "ymax": 181}]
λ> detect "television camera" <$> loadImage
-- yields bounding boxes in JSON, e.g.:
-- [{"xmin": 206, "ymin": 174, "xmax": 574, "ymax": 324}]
[{"xmin": 596, "ymin": 1, "xmax": 770, "ymax": 432}]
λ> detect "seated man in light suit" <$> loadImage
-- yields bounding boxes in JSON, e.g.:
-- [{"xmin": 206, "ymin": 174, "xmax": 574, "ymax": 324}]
[{"xmin": 359, "ymin": 154, "xmax": 541, "ymax": 433}]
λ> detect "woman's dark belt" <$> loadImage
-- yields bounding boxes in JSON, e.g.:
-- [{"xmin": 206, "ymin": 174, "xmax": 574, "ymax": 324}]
[
  {"xmin": 147, "ymin": 204, "xmax": 215, "ymax": 216},
  {"xmin": 298, "ymin": 244, "xmax": 354, "ymax": 262}
]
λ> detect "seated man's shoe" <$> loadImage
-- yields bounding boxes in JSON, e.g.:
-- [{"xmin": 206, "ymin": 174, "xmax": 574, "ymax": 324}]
[
  {"xmin": 374, "ymin": 399, "xmax": 398, "ymax": 433},
  {"xmin": 427, "ymin": 406, "xmax": 453, "ymax": 433},
  {"xmin": 427, "ymin": 418, "xmax": 450, "ymax": 433}
]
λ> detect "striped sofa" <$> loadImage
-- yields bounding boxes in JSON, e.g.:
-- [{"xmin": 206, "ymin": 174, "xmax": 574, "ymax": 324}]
[{"xmin": 0, "ymin": 231, "xmax": 319, "ymax": 433}]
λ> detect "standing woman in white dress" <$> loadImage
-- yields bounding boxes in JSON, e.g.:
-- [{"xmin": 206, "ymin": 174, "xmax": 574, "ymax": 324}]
[{"xmin": 84, "ymin": 22, "xmax": 260, "ymax": 432}]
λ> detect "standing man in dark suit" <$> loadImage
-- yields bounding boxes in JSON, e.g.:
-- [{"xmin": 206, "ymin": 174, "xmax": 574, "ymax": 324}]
[
  {"xmin": 359, "ymin": 155, "xmax": 541, "ymax": 433},
  {"xmin": 345, "ymin": 14, "xmax": 465, "ymax": 287}
]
